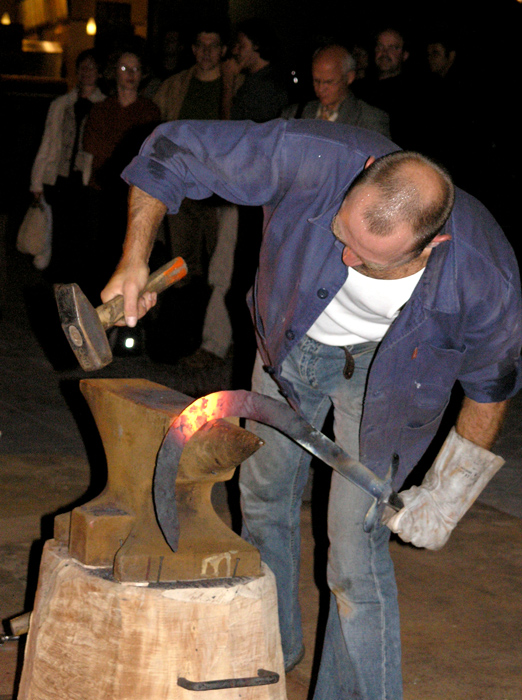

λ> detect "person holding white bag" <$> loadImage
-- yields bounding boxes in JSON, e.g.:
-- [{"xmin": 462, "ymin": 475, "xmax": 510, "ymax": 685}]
[{"xmin": 28, "ymin": 49, "xmax": 105, "ymax": 281}]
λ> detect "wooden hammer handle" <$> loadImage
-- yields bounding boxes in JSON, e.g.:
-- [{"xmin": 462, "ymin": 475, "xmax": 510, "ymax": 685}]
[{"xmin": 96, "ymin": 257, "xmax": 188, "ymax": 329}]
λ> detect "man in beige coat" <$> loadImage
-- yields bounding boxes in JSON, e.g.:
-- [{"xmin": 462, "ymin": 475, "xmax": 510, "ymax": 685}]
[{"xmin": 152, "ymin": 21, "xmax": 238, "ymax": 365}]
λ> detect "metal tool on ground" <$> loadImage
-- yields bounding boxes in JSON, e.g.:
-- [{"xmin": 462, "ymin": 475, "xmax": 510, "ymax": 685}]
[
  {"xmin": 54, "ymin": 256, "xmax": 187, "ymax": 371},
  {"xmin": 154, "ymin": 390, "xmax": 404, "ymax": 552},
  {"xmin": 0, "ymin": 612, "xmax": 31, "ymax": 645}
]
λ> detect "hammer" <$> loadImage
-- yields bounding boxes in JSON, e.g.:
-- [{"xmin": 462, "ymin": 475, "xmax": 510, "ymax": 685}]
[{"xmin": 54, "ymin": 257, "xmax": 187, "ymax": 371}]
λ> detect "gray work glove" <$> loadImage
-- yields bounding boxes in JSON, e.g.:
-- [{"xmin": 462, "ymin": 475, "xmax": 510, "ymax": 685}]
[{"xmin": 385, "ymin": 427, "xmax": 504, "ymax": 550}]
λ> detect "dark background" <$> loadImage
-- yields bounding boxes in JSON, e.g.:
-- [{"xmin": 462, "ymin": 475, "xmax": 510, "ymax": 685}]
[{"xmin": 1, "ymin": 0, "xmax": 521, "ymax": 257}]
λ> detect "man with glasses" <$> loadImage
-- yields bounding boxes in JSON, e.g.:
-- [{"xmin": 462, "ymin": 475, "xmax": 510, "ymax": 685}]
[{"xmin": 283, "ymin": 44, "xmax": 390, "ymax": 137}]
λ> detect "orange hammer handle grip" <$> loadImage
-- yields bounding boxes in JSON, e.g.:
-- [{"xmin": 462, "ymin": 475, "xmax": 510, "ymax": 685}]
[{"xmin": 96, "ymin": 257, "xmax": 188, "ymax": 329}]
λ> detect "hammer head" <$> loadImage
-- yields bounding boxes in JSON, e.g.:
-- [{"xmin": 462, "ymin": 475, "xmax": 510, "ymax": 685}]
[{"xmin": 55, "ymin": 283, "xmax": 112, "ymax": 371}]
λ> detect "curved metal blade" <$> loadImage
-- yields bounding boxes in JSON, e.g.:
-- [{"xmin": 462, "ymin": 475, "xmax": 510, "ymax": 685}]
[{"xmin": 154, "ymin": 390, "xmax": 403, "ymax": 551}]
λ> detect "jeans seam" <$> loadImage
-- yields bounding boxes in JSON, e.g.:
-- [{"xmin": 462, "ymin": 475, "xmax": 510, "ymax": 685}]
[
  {"xmin": 371, "ymin": 529, "xmax": 388, "ymax": 700},
  {"xmin": 289, "ymin": 341, "xmax": 330, "ymax": 657}
]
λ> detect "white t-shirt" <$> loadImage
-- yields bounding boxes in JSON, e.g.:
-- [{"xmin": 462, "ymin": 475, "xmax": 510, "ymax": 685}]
[{"xmin": 307, "ymin": 266, "xmax": 425, "ymax": 345}]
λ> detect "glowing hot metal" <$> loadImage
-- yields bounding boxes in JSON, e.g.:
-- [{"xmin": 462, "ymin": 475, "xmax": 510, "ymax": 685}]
[{"xmin": 154, "ymin": 390, "xmax": 403, "ymax": 552}]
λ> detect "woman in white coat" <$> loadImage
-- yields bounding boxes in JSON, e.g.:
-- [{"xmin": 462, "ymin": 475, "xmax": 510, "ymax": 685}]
[{"xmin": 30, "ymin": 49, "xmax": 105, "ymax": 290}]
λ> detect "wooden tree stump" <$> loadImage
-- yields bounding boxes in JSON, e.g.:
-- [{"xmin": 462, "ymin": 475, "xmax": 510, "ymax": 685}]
[
  {"xmin": 18, "ymin": 541, "xmax": 286, "ymax": 699},
  {"xmin": 18, "ymin": 379, "xmax": 286, "ymax": 699}
]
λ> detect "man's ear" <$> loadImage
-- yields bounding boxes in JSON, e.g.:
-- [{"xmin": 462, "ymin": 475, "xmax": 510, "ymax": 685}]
[
  {"xmin": 426, "ymin": 233, "xmax": 451, "ymax": 249},
  {"xmin": 346, "ymin": 69, "xmax": 356, "ymax": 87},
  {"xmin": 364, "ymin": 155, "xmax": 376, "ymax": 169}
]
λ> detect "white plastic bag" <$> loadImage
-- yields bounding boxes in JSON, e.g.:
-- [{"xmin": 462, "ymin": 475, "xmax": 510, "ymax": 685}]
[{"xmin": 16, "ymin": 199, "xmax": 53, "ymax": 269}]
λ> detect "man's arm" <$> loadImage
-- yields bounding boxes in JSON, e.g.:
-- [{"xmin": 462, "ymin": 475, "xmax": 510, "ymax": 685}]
[
  {"xmin": 455, "ymin": 396, "xmax": 509, "ymax": 450},
  {"xmin": 100, "ymin": 120, "xmax": 291, "ymax": 324},
  {"xmin": 100, "ymin": 186, "xmax": 167, "ymax": 327}
]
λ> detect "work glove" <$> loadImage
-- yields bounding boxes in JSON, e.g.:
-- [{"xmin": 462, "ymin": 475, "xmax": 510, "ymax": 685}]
[{"xmin": 385, "ymin": 427, "xmax": 504, "ymax": 550}]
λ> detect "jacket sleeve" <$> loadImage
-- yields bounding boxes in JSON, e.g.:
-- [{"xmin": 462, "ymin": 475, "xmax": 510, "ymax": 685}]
[
  {"xmin": 375, "ymin": 109, "xmax": 391, "ymax": 140},
  {"xmin": 121, "ymin": 119, "xmax": 289, "ymax": 214},
  {"xmin": 81, "ymin": 103, "xmax": 106, "ymax": 187},
  {"xmin": 152, "ymin": 69, "xmax": 192, "ymax": 122},
  {"xmin": 452, "ymin": 195, "xmax": 522, "ymax": 403},
  {"xmin": 458, "ymin": 275, "xmax": 522, "ymax": 403},
  {"xmin": 30, "ymin": 97, "xmax": 63, "ymax": 192},
  {"xmin": 365, "ymin": 105, "xmax": 391, "ymax": 140}
]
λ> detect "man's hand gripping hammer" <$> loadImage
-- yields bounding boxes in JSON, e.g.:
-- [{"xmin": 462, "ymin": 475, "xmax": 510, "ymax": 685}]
[{"xmin": 54, "ymin": 257, "xmax": 187, "ymax": 371}]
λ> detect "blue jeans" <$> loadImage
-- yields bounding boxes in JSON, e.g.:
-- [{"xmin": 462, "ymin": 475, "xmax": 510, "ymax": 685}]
[{"xmin": 239, "ymin": 336, "xmax": 402, "ymax": 699}]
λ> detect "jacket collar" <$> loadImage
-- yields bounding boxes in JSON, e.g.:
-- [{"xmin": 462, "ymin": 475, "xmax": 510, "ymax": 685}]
[{"xmin": 417, "ymin": 219, "xmax": 459, "ymax": 314}]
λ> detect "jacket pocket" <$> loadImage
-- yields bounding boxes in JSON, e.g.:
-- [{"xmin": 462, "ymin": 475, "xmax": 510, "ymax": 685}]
[{"xmin": 406, "ymin": 343, "xmax": 466, "ymax": 428}]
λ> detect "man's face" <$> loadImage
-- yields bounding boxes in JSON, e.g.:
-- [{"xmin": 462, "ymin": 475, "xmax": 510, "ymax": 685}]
[
  {"xmin": 427, "ymin": 43, "xmax": 452, "ymax": 77},
  {"xmin": 332, "ymin": 186, "xmax": 423, "ymax": 278},
  {"xmin": 232, "ymin": 33, "xmax": 258, "ymax": 72},
  {"xmin": 312, "ymin": 54, "xmax": 349, "ymax": 109},
  {"xmin": 163, "ymin": 30, "xmax": 182, "ymax": 71},
  {"xmin": 375, "ymin": 30, "xmax": 407, "ymax": 79},
  {"xmin": 77, "ymin": 56, "xmax": 99, "ymax": 89},
  {"xmin": 192, "ymin": 32, "xmax": 224, "ymax": 72}
]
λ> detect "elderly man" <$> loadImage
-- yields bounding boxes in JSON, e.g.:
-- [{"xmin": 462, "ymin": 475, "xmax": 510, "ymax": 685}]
[
  {"xmin": 284, "ymin": 44, "xmax": 390, "ymax": 138},
  {"xmin": 101, "ymin": 119, "xmax": 521, "ymax": 699}
]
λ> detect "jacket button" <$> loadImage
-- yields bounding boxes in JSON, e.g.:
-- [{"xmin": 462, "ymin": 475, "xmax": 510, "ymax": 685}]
[
  {"xmin": 263, "ymin": 365, "xmax": 276, "ymax": 375},
  {"xmin": 317, "ymin": 288, "xmax": 329, "ymax": 299},
  {"xmin": 285, "ymin": 330, "xmax": 295, "ymax": 340}
]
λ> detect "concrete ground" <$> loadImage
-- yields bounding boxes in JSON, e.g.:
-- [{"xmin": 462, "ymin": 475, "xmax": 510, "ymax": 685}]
[{"xmin": 1, "ymin": 218, "xmax": 522, "ymax": 699}]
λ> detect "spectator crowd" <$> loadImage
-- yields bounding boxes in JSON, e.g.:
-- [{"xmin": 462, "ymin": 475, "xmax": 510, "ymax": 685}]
[{"xmin": 29, "ymin": 16, "xmax": 513, "ymax": 379}]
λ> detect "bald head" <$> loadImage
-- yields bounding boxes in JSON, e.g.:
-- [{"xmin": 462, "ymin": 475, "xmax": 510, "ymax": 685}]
[
  {"xmin": 312, "ymin": 45, "xmax": 356, "ymax": 110},
  {"xmin": 348, "ymin": 152, "xmax": 455, "ymax": 248},
  {"xmin": 313, "ymin": 45, "xmax": 356, "ymax": 76}
]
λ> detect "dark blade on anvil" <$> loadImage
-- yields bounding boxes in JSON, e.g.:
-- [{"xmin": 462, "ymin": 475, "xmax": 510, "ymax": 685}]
[{"xmin": 154, "ymin": 389, "xmax": 404, "ymax": 552}]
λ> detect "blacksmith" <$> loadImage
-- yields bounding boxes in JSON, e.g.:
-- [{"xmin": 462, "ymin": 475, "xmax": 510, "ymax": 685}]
[{"xmin": 101, "ymin": 119, "xmax": 522, "ymax": 699}]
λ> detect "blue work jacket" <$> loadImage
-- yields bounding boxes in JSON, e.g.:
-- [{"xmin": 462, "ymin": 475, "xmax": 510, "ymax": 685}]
[{"xmin": 123, "ymin": 119, "xmax": 522, "ymax": 486}]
